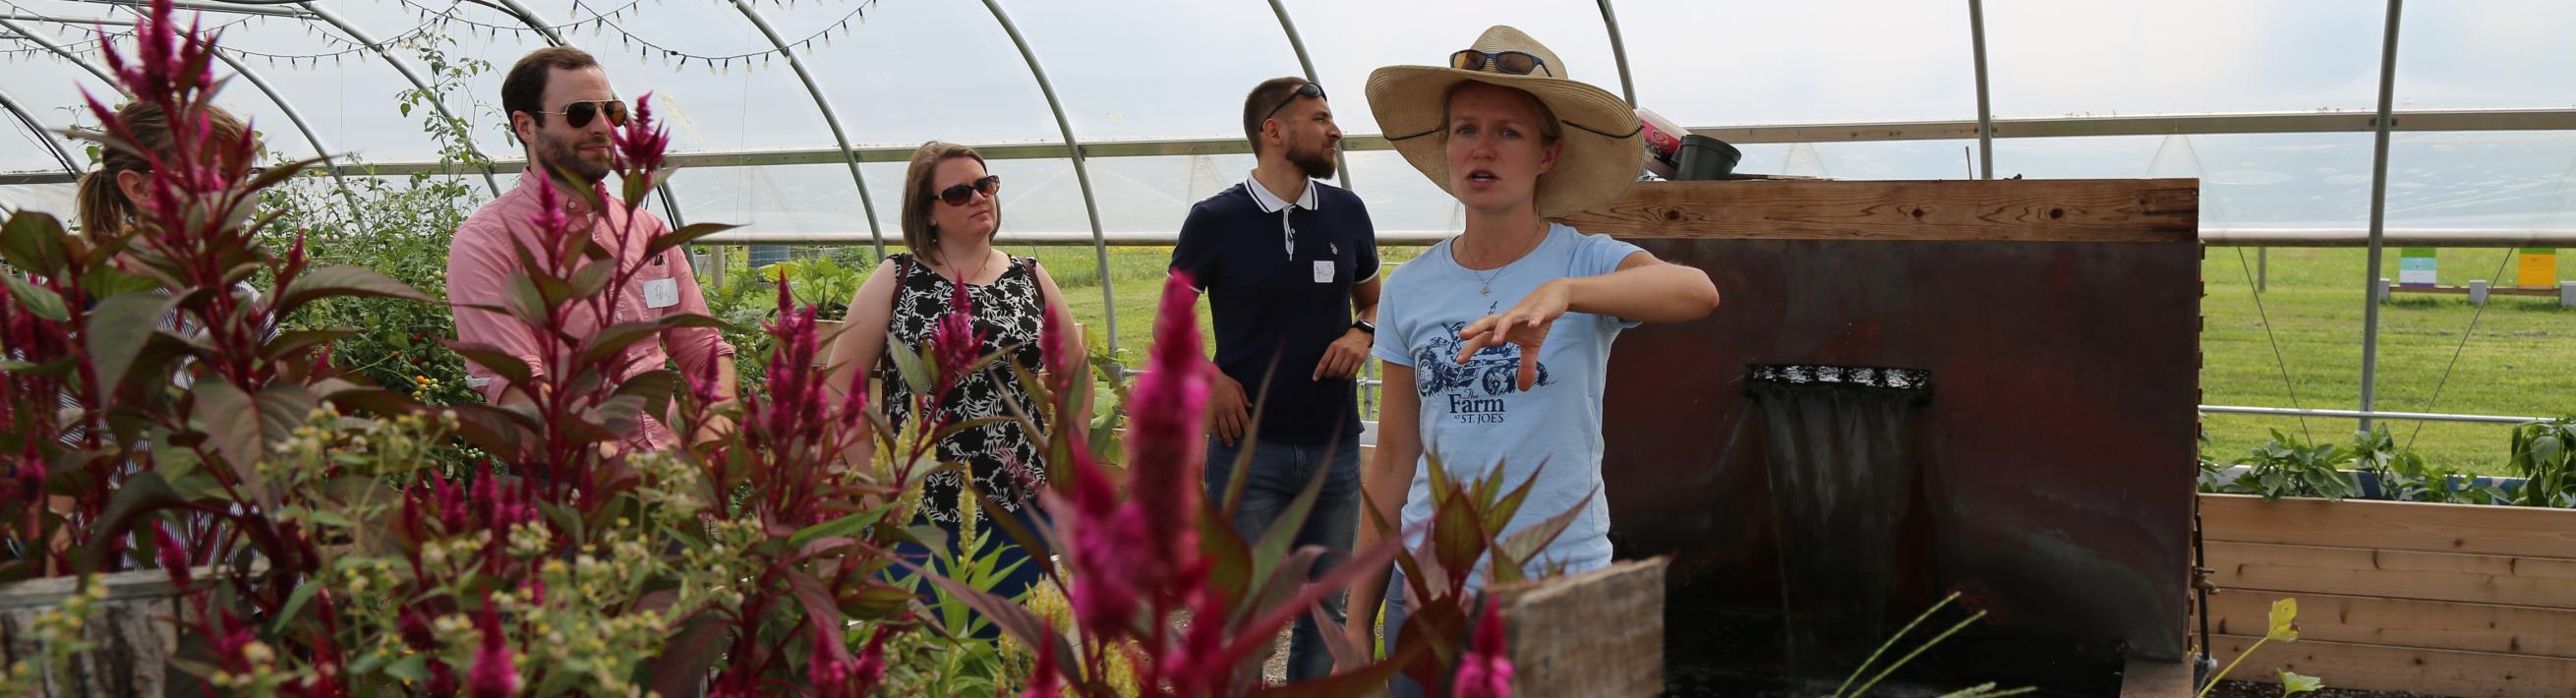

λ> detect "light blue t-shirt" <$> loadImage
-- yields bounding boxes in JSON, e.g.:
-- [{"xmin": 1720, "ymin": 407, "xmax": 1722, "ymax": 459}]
[{"xmin": 1370, "ymin": 223, "xmax": 1644, "ymax": 581}]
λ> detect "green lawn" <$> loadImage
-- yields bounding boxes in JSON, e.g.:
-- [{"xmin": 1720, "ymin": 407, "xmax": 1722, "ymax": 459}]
[
  {"xmin": 782, "ymin": 243, "xmax": 2576, "ymax": 474},
  {"xmin": 2200, "ymin": 246, "xmax": 2574, "ymax": 474}
]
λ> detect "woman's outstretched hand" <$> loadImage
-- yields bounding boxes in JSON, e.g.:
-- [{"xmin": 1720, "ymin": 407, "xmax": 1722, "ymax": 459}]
[{"xmin": 1453, "ymin": 279, "xmax": 1570, "ymax": 391}]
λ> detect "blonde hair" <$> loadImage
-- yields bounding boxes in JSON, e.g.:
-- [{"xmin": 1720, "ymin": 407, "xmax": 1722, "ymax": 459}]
[
  {"xmin": 74, "ymin": 101, "xmax": 250, "ymax": 235},
  {"xmin": 898, "ymin": 142, "xmax": 998, "ymax": 265}
]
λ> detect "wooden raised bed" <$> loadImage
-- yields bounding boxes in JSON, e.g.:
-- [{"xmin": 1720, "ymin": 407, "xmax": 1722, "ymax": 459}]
[
  {"xmin": 2199, "ymin": 493, "xmax": 2576, "ymax": 697},
  {"xmin": 1490, "ymin": 556, "xmax": 1668, "ymax": 697}
]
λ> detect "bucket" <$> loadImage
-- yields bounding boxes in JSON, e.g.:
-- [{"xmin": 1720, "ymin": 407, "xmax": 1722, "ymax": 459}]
[{"xmin": 1675, "ymin": 135, "xmax": 1742, "ymax": 181}]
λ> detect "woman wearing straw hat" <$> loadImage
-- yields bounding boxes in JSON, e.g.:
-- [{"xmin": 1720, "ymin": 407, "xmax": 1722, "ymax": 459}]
[{"xmin": 1343, "ymin": 26, "xmax": 1719, "ymax": 681}]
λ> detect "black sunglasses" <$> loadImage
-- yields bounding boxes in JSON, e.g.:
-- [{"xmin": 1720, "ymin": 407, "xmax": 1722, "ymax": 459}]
[
  {"xmin": 1450, "ymin": 49, "xmax": 1553, "ymax": 78},
  {"xmin": 933, "ymin": 175, "xmax": 1002, "ymax": 206},
  {"xmin": 1261, "ymin": 82, "xmax": 1327, "ymax": 122},
  {"xmin": 534, "ymin": 99, "xmax": 628, "ymax": 129}
]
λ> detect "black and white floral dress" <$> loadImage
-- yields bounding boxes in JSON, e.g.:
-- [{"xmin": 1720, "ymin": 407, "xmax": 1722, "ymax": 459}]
[{"xmin": 876, "ymin": 253, "xmax": 1050, "ymax": 525}]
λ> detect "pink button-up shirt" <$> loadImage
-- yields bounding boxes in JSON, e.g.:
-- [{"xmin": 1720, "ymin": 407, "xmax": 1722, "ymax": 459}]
[{"xmin": 446, "ymin": 175, "xmax": 733, "ymax": 450}]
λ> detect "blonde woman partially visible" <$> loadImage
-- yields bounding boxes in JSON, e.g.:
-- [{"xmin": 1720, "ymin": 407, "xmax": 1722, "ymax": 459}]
[
  {"xmin": 76, "ymin": 101, "xmax": 250, "ymax": 235},
  {"xmin": 34, "ymin": 101, "xmax": 255, "ymax": 573}
]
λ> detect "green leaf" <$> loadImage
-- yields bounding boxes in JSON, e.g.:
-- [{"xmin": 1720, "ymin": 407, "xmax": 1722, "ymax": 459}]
[
  {"xmin": 2278, "ymin": 670, "xmax": 2321, "ymax": 694},
  {"xmin": 884, "ymin": 333, "xmax": 931, "ymax": 395},
  {"xmin": 262, "ymin": 329, "xmax": 356, "ymax": 362},
  {"xmin": 2266, "ymin": 597, "xmax": 2300, "ymax": 642},
  {"xmin": 191, "ymin": 378, "xmax": 268, "ymax": 500},
  {"xmin": 272, "ymin": 577, "xmax": 324, "ymax": 634},
  {"xmin": 442, "ymin": 340, "xmax": 534, "ymax": 385},
  {"xmin": 273, "ymin": 265, "xmax": 430, "ymax": 318},
  {"xmin": 78, "ymin": 471, "xmax": 184, "ymax": 572},
  {"xmin": 566, "ymin": 258, "xmax": 615, "ymax": 299},
  {"xmin": 787, "ymin": 501, "xmax": 897, "ymax": 550},
  {"xmin": 1497, "ymin": 487, "xmax": 1596, "ymax": 573},
  {"xmin": 643, "ymin": 222, "xmax": 742, "ymax": 260},
  {"xmin": 3, "ymin": 273, "xmax": 70, "ymax": 321},
  {"xmin": 1, "ymin": 211, "xmax": 68, "ymax": 273},
  {"xmin": 382, "ymin": 654, "xmax": 430, "ymax": 683},
  {"xmin": 255, "ymin": 382, "xmax": 320, "ymax": 446}
]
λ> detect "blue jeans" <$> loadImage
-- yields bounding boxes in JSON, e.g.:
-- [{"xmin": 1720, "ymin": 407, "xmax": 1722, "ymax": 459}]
[{"xmin": 1203, "ymin": 434, "xmax": 1363, "ymax": 682}]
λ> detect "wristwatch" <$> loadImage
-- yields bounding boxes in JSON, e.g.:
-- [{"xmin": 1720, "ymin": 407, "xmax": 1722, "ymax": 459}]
[{"xmin": 1352, "ymin": 320, "xmax": 1376, "ymax": 335}]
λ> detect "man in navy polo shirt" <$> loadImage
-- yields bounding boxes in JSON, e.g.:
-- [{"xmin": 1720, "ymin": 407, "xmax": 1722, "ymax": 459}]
[{"xmin": 1168, "ymin": 76, "xmax": 1379, "ymax": 681}]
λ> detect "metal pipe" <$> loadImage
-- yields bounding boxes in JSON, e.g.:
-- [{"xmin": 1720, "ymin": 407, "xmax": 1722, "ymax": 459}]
[
  {"xmin": 66, "ymin": 0, "xmax": 315, "ymax": 19},
  {"xmin": 2359, "ymin": 0, "xmax": 2404, "ymax": 432},
  {"xmin": 2200, "ymin": 227, "xmax": 2576, "ymax": 248},
  {"xmin": 675, "ymin": 227, "xmax": 2576, "ymax": 249},
  {"xmin": 1596, "ymin": 0, "xmax": 1638, "ymax": 108},
  {"xmin": 0, "ymin": 87, "xmax": 82, "ymax": 177},
  {"xmin": 2198, "ymin": 404, "xmax": 2543, "ymax": 426},
  {"xmin": 1263, "ymin": 0, "xmax": 1350, "ymax": 191},
  {"xmin": 295, "ymin": 1, "xmax": 501, "ymax": 196},
  {"xmin": 981, "ymin": 0, "xmax": 1118, "ymax": 359},
  {"xmin": 1967, "ymin": 0, "xmax": 1995, "ymax": 180},
  {"xmin": 40, "ymin": 106, "xmax": 2567, "ymax": 182},
  {"xmin": 727, "ymin": 0, "xmax": 884, "ymax": 258}
]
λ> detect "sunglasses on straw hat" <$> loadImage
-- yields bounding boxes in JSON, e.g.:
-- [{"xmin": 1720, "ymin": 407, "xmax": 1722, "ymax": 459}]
[
  {"xmin": 533, "ymin": 99, "xmax": 627, "ymax": 129},
  {"xmin": 1449, "ymin": 49, "xmax": 1554, "ymax": 78}
]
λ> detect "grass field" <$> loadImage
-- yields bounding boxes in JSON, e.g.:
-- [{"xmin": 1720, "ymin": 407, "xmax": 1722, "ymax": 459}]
[{"xmin": 799, "ymin": 242, "xmax": 2575, "ymax": 474}]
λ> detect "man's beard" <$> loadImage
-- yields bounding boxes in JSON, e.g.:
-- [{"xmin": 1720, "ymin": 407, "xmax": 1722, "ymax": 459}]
[
  {"xmin": 1288, "ymin": 138, "xmax": 1337, "ymax": 180},
  {"xmin": 536, "ymin": 131, "xmax": 613, "ymax": 184}
]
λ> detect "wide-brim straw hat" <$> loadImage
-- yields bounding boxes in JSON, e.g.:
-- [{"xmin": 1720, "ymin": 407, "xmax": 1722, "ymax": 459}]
[{"xmin": 1366, "ymin": 26, "xmax": 1644, "ymax": 218}]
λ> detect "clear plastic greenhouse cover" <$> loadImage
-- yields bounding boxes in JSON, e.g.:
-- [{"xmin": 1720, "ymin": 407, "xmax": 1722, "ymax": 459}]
[{"xmin": 4, "ymin": 0, "xmax": 2575, "ymax": 234}]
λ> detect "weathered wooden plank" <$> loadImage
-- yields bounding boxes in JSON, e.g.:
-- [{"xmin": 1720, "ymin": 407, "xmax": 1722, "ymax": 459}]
[
  {"xmin": 1554, "ymin": 179, "xmax": 2198, "ymax": 243},
  {"xmin": 1490, "ymin": 557, "xmax": 1667, "ymax": 698},
  {"xmin": 2211, "ymin": 633, "xmax": 2576, "ymax": 698},
  {"xmin": 0, "ymin": 568, "xmax": 184, "ymax": 697},
  {"xmin": 2200, "ymin": 494, "xmax": 2576, "ymax": 559},
  {"xmin": 2206, "ymin": 540, "xmax": 2576, "ymax": 608},
  {"xmin": 2209, "ymin": 591, "xmax": 2576, "ymax": 659}
]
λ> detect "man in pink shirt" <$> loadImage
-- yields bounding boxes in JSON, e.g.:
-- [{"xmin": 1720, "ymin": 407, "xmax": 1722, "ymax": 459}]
[{"xmin": 446, "ymin": 46, "xmax": 735, "ymax": 451}]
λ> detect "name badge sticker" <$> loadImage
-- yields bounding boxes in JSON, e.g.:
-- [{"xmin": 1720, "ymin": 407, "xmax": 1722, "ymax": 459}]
[
  {"xmin": 642, "ymin": 277, "xmax": 680, "ymax": 309},
  {"xmin": 1313, "ymin": 261, "xmax": 1334, "ymax": 283}
]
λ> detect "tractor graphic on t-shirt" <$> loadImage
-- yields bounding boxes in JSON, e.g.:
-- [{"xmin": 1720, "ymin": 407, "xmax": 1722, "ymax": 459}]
[{"xmin": 1415, "ymin": 321, "xmax": 1553, "ymax": 397}]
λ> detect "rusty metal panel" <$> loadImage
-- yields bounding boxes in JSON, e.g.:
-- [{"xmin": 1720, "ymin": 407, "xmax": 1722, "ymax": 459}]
[{"xmin": 1587, "ymin": 180, "xmax": 2200, "ymax": 683}]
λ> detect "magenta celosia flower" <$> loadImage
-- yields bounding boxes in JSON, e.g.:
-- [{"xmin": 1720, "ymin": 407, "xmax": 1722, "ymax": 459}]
[
  {"xmin": 806, "ymin": 623, "xmax": 853, "ymax": 692},
  {"xmin": 757, "ymin": 278, "xmax": 828, "ymax": 442},
  {"xmin": 851, "ymin": 626, "xmax": 888, "ymax": 691},
  {"xmin": 1020, "ymin": 625, "xmax": 1062, "ymax": 698},
  {"xmin": 397, "ymin": 608, "xmax": 437, "ymax": 651},
  {"xmin": 928, "ymin": 270, "xmax": 983, "ymax": 397},
  {"xmin": 1452, "ymin": 597, "xmax": 1514, "ymax": 698},
  {"xmin": 466, "ymin": 604, "xmax": 519, "ymax": 698},
  {"xmin": 1120, "ymin": 272, "xmax": 1208, "ymax": 569},
  {"xmin": 153, "ymin": 522, "xmax": 190, "ymax": 590},
  {"xmin": 614, "ymin": 92, "xmax": 668, "ymax": 174},
  {"xmin": 527, "ymin": 169, "xmax": 571, "ymax": 239},
  {"xmin": 1038, "ymin": 301, "xmax": 1072, "ymax": 388},
  {"xmin": 209, "ymin": 608, "xmax": 255, "ymax": 672}
]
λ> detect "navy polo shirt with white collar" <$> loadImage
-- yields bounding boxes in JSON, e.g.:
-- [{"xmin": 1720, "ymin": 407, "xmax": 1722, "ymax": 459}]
[{"xmin": 1170, "ymin": 174, "xmax": 1379, "ymax": 445}]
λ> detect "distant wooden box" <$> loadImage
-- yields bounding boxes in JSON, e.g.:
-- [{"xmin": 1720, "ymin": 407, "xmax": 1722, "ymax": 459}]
[
  {"xmin": 2199, "ymin": 494, "xmax": 2576, "ymax": 697},
  {"xmin": 0, "ymin": 567, "xmax": 187, "ymax": 697},
  {"xmin": 1489, "ymin": 556, "xmax": 1668, "ymax": 697}
]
